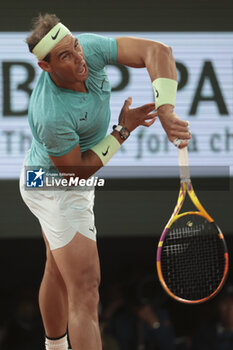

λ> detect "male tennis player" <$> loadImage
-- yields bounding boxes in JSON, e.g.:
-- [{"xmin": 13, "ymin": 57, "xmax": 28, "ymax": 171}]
[{"xmin": 20, "ymin": 13, "xmax": 190, "ymax": 350}]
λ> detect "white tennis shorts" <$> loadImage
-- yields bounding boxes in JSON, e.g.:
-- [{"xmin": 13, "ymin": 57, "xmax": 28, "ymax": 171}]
[{"xmin": 19, "ymin": 168, "xmax": 97, "ymax": 250}]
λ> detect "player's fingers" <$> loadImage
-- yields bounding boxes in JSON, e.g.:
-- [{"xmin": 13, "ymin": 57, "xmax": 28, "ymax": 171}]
[
  {"xmin": 175, "ymin": 119, "xmax": 190, "ymax": 128},
  {"xmin": 172, "ymin": 137, "xmax": 190, "ymax": 148},
  {"xmin": 171, "ymin": 123, "xmax": 190, "ymax": 133},
  {"xmin": 139, "ymin": 103, "xmax": 156, "ymax": 113},
  {"xmin": 172, "ymin": 131, "xmax": 191, "ymax": 139},
  {"xmin": 141, "ymin": 116, "xmax": 157, "ymax": 127},
  {"xmin": 144, "ymin": 111, "xmax": 158, "ymax": 120},
  {"xmin": 178, "ymin": 140, "xmax": 189, "ymax": 149},
  {"xmin": 122, "ymin": 96, "xmax": 132, "ymax": 110}
]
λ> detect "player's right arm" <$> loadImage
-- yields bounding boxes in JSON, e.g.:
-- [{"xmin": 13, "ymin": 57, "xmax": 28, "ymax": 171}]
[{"xmin": 49, "ymin": 98, "xmax": 157, "ymax": 180}]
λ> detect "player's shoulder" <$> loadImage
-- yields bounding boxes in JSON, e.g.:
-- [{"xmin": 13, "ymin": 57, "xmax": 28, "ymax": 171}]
[
  {"xmin": 77, "ymin": 33, "xmax": 117, "ymax": 70},
  {"xmin": 77, "ymin": 33, "xmax": 114, "ymax": 55},
  {"xmin": 31, "ymin": 71, "xmax": 63, "ymax": 106},
  {"xmin": 32, "ymin": 71, "xmax": 56, "ymax": 98},
  {"xmin": 30, "ymin": 72, "xmax": 66, "ymax": 124},
  {"xmin": 77, "ymin": 33, "xmax": 108, "ymax": 44}
]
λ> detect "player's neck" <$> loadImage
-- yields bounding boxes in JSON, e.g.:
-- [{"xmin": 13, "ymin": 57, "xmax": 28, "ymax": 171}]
[{"xmin": 49, "ymin": 73, "xmax": 88, "ymax": 93}]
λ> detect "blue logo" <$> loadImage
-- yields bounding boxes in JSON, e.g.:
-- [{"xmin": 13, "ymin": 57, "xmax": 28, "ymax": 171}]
[{"xmin": 26, "ymin": 168, "xmax": 45, "ymax": 188}]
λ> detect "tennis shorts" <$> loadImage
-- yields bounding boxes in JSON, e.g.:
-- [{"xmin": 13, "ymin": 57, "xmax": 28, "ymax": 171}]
[{"xmin": 19, "ymin": 168, "xmax": 97, "ymax": 250}]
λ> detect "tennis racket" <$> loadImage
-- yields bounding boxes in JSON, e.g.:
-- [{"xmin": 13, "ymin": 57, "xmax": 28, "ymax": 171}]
[{"xmin": 156, "ymin": 147, "xmax": 229, "ymax": 304}]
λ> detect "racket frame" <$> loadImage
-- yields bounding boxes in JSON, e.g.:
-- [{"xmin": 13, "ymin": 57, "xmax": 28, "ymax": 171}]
[{"xmin": 156, "ymin": 148, "xmax": 229, "ymax": 304}]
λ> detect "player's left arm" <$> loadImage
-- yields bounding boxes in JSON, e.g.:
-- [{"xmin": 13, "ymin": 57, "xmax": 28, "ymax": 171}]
[{"xmin": 116, "ymin": 37, "xmax": 190, "ymax": 147}]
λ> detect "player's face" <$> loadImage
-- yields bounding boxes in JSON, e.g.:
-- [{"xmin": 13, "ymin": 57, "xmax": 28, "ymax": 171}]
[{"xmin": 48, "ymin": 34, "xmax": 89, "ymax": 85}]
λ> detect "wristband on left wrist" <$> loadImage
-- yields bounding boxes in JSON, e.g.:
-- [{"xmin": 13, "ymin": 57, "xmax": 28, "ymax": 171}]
[{"xmin": 152, "ymin": 78, "xmax": 178, "ymax": 109}]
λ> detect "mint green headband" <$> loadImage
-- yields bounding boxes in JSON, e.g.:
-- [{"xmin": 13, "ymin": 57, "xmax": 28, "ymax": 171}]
[{"xmin": 32, "ymin": 23, "xmax": 71, "ymax": 60}]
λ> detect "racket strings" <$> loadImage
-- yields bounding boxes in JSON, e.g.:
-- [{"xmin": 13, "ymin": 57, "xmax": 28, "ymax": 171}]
[{"xmin": 161, "ymin": 215, "xmax": 226, "ymax": 301}]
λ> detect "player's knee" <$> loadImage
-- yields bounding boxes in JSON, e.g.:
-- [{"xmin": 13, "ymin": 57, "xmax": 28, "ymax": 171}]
[
  {"xmin": 85, "ymin": 279, "xmax": 100, "ymax": 311},
  {"xmin": 69, "ymin": 278, "xmax": 100, "ymax": 315}
]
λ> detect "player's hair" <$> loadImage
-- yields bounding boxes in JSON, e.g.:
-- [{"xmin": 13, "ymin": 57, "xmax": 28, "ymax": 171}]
[{"xmin": 25, "ymin": 13, "xmax": 60, "ymax": 62}]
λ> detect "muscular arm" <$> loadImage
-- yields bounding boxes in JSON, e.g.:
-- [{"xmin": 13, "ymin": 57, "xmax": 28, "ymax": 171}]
[
  {"xmin": 116, "ymin": 36, "xmax": 177, "ymax": 81},
  {"xmin": 49, "ymin": 129, "xmax": 123, "ymax": 180},
  {"xmin": 116, "ymin": 37, "xmax": 190, "ymax": 147}
]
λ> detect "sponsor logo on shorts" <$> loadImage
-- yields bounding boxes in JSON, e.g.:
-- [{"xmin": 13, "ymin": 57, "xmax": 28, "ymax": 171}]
[{"xmin": 26, "ymin": 168, "xmax": 45, "ymax": 187}]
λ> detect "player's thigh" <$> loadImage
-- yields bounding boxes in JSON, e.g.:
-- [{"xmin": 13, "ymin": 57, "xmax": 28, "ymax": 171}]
[
  {"xmin": 51, "ymin": 232, "xmax": 101, "ymax": 293},
  {"xmin": 41, "ymin": 229, "xmax": 64, "ymax": 279}
]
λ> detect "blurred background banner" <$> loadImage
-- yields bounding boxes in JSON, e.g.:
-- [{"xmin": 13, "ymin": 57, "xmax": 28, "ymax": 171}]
[
  {"xmin": 1, "ymin": 30, "xmax": 233, "ymax": 238},
  {"xmin": 0, "ymin": 32, "xmax": 233, "ymax": 178}
]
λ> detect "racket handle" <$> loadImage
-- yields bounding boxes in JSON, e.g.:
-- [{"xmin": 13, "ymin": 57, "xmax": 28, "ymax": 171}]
[{"xmin": 178, "ymin": 147, "xmax": 190, "ymax": 181}]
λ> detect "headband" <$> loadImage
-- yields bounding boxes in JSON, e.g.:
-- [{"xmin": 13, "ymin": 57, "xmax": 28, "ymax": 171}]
[{"xmin": 32, "ymin": 23, "xmax": 71, "ymax": 60}]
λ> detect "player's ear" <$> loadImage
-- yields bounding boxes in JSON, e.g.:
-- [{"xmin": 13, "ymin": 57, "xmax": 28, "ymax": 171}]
[{"xmin": 38, "ymin": 60, "xmax": 52, "ymax": 72}]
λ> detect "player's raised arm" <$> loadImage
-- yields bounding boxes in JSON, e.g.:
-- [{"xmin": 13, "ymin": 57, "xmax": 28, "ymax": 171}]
[{"xmin": 116, "ymin": 36, "xmax": 191, "ymax": 148}]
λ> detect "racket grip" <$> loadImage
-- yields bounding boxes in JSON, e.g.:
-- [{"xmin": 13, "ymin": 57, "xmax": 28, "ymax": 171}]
[{"xmin": 178, "ymin": 147, "xmax": 190, "ymax": 181}]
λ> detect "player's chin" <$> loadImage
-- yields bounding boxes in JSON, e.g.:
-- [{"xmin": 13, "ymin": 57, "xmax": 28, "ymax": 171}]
[
  {"xmin": 76, "ymin": 65, "xmax": 89, "ymax": 81},
  {"xmin": 76, "ymin": 71, "xmax": 89, "ymax": 82}
]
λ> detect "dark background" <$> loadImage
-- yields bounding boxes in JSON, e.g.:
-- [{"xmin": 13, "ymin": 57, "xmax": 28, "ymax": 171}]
[
  {"xmin": 0, "ymin": 0, "xmax": 233, "ymax": 348},
  {"xmin": 1, "ymin": 0, "xmax": 233, "ymax": 32}
]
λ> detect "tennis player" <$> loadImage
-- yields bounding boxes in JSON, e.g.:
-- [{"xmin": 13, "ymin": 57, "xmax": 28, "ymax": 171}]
[{"xmin": 19, "ymin": 13, "xmax": 190, "ymax": 350}]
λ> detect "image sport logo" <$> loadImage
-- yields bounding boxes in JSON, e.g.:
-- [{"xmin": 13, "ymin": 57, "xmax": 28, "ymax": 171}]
[{"xmin": 26, "ymin": 168, "xmax": 45, "ymax": 188}]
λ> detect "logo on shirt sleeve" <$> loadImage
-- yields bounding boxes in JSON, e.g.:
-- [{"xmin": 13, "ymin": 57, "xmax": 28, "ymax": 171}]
[{"xmin": 100, "ymin": 78, "xmax": 106, "ymax": 90}]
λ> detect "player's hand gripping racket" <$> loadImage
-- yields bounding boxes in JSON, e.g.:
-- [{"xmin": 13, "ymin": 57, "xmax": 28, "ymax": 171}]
[{"xmin": 156, "ymin": 147, "xmax": 229, "ymax": 304}]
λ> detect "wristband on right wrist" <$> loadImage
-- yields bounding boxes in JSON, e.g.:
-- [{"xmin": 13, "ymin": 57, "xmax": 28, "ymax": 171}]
[
  {"xmin": 152, "ymin": 78, "xmax": 178, "ymax": 109},
  {"xmin": 90, "ymin": 134, "xmax": 121, "ymax": 166}
]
